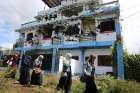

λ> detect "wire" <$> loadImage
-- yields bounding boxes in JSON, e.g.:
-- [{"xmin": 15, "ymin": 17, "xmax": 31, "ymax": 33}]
[
  {"xmin": 121, "ymin": 5, "xmax": 140, "ymax": 12},
  {"xmin": 0, "ymin": 0, "xmax": 28, "ymax": 20},
  {"xmin": 122, "ymin": 9, "xmax": 140, "ymax": 19},
  {"xmin": 7, "ymin": 1, "xmax": 28, "ymax": 19}
]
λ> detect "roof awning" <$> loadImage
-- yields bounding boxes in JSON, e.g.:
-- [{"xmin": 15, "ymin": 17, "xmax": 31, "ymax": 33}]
[{"xmin": 42, "ymin": 0, "xmax": 62, "ymax": 8}]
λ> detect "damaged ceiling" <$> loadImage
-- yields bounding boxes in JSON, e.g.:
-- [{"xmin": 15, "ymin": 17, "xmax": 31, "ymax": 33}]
[{"xmin": 42, "ymin": 0, "xmax": 62, "ymax": 8}]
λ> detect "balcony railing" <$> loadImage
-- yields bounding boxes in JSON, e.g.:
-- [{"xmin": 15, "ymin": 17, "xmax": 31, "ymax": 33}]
[
  {"xmin": 14, "ymin": 38, "xmax": 25, "ymax": 48},
  {"xmin": 16, "ymin": 31, "xmax": 116, "ymax": 48}
]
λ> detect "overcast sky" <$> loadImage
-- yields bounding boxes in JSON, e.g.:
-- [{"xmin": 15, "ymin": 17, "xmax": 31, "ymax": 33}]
[{"xmin": 0, "ymin": 0, "xmax": 140, "ymax": 53}]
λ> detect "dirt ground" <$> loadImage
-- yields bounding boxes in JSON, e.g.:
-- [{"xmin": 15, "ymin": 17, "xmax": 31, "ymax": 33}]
[{"xmin": 0, "ymin": 75, "xmax": 63, "ymax": 93}]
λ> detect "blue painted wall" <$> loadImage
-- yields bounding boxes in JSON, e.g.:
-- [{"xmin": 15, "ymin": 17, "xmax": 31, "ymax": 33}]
[
  {"xmin": 18, "ymin": 49, "xmax": 25, "ymax": 69},
  {"xmin": 115, "ymin": 19, "xmax": 124, "ymax": 80},
  {"xmin": 51, "ymin": 48, "xmax": 57, "ymax": 73},
  {"xmin": 15, "ymin": 41, "xmax": 113, "ymax": 50},
  {"xmin": 80, "ymin": 48, "xmax": 85, "ymax": 71},
  {"xmin": 16, "ymin": 41, "xmax": 113, "ymax": 73}
]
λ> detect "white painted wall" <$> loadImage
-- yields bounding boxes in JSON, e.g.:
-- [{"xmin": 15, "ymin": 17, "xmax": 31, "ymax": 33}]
[
  {"xmin": 59, "ymin": 48, "xmax": 113, "ymax": 75},
  {"xmin": 85, "ymin": 48, "xmax": 113, "ymax": 75},
  {"xmin": 41, "ymin": 39, "xmax": 52, "ymax": 46},
  {"xmin": 59, "ymin": 56, "xmax": 82, "ymax": 75},
  {"xmin": 59, "ymin": 49, "xmax": 82, "ymax": 74},
  {"xmin": 96, "ymin": 32, "xmax": 116, "ymax": 42}
]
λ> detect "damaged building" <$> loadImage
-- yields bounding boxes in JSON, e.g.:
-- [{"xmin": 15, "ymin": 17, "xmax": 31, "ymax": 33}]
[{"xmin": 15, "ymin": 0, "xmax": 124, "ymax": 79}]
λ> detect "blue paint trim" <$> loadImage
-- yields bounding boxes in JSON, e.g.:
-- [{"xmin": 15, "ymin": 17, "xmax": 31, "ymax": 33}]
[
  {"xmin": 51, "ymin": 48, "xmax": 57, "ymax": 73},
  {"xmin": 58, "ymin": 41, "xmax": 113, "ymax": 48},
  {"xmin": 116, "ymin": 42, "xmax": 124, "ymax": 79},
  {"xmin": 18, "ymin": 49, "xmax": 24, "ymax": 69},
  {"xmin": 115, "ymin": 19, "xmax": 121, "ymax": 36},
  {"xmin": 15, "ymin": 47, "xmax": 23, "ymax": 51},
  {"xmin": 16, "ymin": 41, "xmax": 113, "ymax": 50},
  {"xmin": 115, "ymin": 19, "xmax": 124, "ymax": 80},
  {"xmin": 80, "ymin": 48, "xmax": 85, "ymax": 64}
]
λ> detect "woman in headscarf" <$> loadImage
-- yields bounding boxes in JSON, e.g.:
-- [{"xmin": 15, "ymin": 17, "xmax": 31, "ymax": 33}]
[
  {"xmin": 30, "ymin": 55, "xmax": 44, "ymax": 86},
  {"xmin": 5, "ymin": 56, "xmax": 14, "ymax": 78},
  {"xmin": 57, "ymin": 53, "xmax": 72, "ymax": 93},
  {"xmin": 5, "ymin": 54, "xmax": 19, "ymax": 79},
  {"xmin": 19, "ymin": 55, "xmax": 31, "ymax": 86},
  {"xmin": 84, "ymin": 54, "xmax": 98, "ymax": 93}
]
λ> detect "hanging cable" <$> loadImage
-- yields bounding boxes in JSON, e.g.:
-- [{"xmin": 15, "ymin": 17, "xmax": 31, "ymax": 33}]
[{"xmin": 122, "ymin": 9, "xmax": 140, "ymax": 19}]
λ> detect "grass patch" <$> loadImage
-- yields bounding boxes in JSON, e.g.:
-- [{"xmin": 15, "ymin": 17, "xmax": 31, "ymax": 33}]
[{"xmin": 0, "ymin": 72, "xmax": 140, "ymax": 93}]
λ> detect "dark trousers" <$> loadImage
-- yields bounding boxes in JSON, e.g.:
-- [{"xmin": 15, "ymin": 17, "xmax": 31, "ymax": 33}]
[
  {"xmin": 19, "ymin": 66, "xmax": 30, "ymax": 85},
  {"xmin": 57, "ymin": 72, "xmax": 72, "ymax": 93},
  {"xmin": 84, "ymin": 77, "xmax": 98, "ymax": 93}
]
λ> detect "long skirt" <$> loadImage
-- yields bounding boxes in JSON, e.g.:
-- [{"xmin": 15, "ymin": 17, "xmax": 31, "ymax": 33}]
[
  {"xmin": 19, "ymin": 66, "xmax": 30, "ymax": 85},
  {"xmin": 57, "ymin": 71, "xmax": 72, "ymax": 93},
  {"xmin": 84, "ymin": 76, "xmax": 98, "ymax": 93},
  {"xmin": 30, "ymin": 70, "xmax": 42, "ymax": 85}
]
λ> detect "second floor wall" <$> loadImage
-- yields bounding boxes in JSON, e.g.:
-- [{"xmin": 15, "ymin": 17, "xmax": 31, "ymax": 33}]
[{"xmin": 14, "ymin": 17, "xmax": 117, "ymax": 48}]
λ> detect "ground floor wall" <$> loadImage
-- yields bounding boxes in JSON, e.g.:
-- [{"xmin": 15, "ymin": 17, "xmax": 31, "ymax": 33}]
[
  {"xmin": 58, "ymin": 48, "xmax": 113, "ymax": 75},
  {"xmin": 20, "ymin": 47, "xmax": 113, "ymax": 75}
]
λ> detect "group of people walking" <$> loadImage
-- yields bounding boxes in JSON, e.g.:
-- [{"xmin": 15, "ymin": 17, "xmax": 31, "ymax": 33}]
[
  {"xmin": 6, "ymin": 53, "xmax": 98, "ymax": 93},
  {"xmin": 6, "ymin": 54, "xmax": 44, "ymax": 87},
  {"xmin": 19, "ymin": 55, "xmax": 44, "ymax": 87},
  {"xmin": 57, "ymin": 53, "xmax": 98, "ymax": 93}
]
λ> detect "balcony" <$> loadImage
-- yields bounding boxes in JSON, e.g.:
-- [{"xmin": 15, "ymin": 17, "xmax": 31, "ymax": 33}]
[
  {"xmin": 14, "ymin": 39, "xmax": 24, "ymax": 48},
  {"xmin": 17, "ymin": 19, "xmax": 117, "ymax": 49},
  {"xmin": 22, "ymin": 34, "xmax": 110, "ymax": 47},
  {"xmin": 61, "ymin": 0, "xmax": 83, "ymax": 6},
  {"xmin": 96, "ymin": 32, "xmax": 116, "ymax": 42}
]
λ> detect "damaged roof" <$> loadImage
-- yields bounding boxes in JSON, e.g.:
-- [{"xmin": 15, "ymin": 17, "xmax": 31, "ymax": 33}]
[
  {"xmin": 79, "ymin": 5, "xmax": 119, "ymax": 17},
  {"xmin": 42, "ymin": 0, "xmax": 62, "ymax": 8}
]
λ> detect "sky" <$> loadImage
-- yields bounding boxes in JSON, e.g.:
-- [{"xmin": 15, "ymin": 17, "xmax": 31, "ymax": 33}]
[{"xmin": 0, "ymin": 0, "xmax": 140, "ymax": 53}]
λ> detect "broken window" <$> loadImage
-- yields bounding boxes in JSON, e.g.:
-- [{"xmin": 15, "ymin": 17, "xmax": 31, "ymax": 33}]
[
  {"xmin": 43, "ymin": 31, "xmax": 52, "ymax": 39},
  {"xmin": 26, "ymin": 33, "xmax": 33, "ymax": 41},
  {"xmin": 62, "ymin": 6, "xmax": 83, "ymax": 17},
  {"xmin": 72, "ymin": 56, "xmax": 79, "ymax": 60},
  {"xmin": 98, "ymin": 20, "xmax": 115, "ymax": 32},
  {"xmin": 98, "ymin": 55, "xmax": 112, "ymax": 66},
  {"xmin": 37, "ymin": 26, "xmax": 53, "ymax": 39},
  {"xmin": 85, "ymin": 56, "xmax": 89, "ymax": 61}
]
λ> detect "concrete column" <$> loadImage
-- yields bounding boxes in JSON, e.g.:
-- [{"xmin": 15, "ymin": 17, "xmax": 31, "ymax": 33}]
[
  {"xmin": 51, "ymin": 48, "xmax": 57, "ymax": 73},
  {"xmin": 80, "ymin": 48, "xmax": 85, "ymax": 73},
  {"xmin": 18, "ymin": 49, "xmax": 25, "ymax": 69},
  {"xmin": 115, "ymin": 19, "xmax": 124, "ymax": 80}
]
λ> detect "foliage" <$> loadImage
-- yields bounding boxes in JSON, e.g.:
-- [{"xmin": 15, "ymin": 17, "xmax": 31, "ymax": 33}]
[
  {"xmin": 72, "ymin": 79, "xmax": 85, "ymax": 93},
  {"xmin": 96, "ymin": 75, "xmax": 140, "ymax": 93},
  {"xmin": 0, "ymin": 71, "xmax": 140, "ymax": 93},
  {"xmin": 111, "ymin": 41, "xmax": 140, "ymax": 82},
  {"xmin": 124, "ymin": 52, "xmax": 140, "ymax": 82},
  {"xmin": 96, "ymin": 75, "xmax": 116, "ymax": 93}
]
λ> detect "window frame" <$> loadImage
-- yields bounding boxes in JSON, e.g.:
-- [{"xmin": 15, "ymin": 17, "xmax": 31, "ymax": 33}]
[{"xmin": 97, "ymin": 55, "xmax": 112, "ymax": 66}]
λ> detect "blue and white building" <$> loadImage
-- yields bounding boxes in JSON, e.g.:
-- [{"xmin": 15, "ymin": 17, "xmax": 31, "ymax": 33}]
[{"xmin": 15, "ymin": 0, "xmax": 124, "ymax": 79}]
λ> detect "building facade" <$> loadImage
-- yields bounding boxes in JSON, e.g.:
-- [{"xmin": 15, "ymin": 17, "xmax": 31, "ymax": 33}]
[{"xmin": 15, "ymin": 0, "xmax": 124, "ymax": 79}]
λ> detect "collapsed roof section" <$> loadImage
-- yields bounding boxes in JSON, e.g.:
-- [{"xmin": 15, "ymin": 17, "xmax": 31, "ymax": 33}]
[
  {"xmin": 16, "ymin": 1, "xmax": 119, "ymax": 32},
  {"xmin": 42, "ymin": 0, "xmax": 62, "ymax": 8},
  {"xmin": 42, "ymin": 0, "xmax": 103, "ymax": 8}
]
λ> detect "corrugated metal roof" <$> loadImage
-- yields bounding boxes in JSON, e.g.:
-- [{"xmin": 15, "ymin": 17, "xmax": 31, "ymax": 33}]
[{"xmin": 42, "ymin": 0, "xmax": 62, "ymax": 8}]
